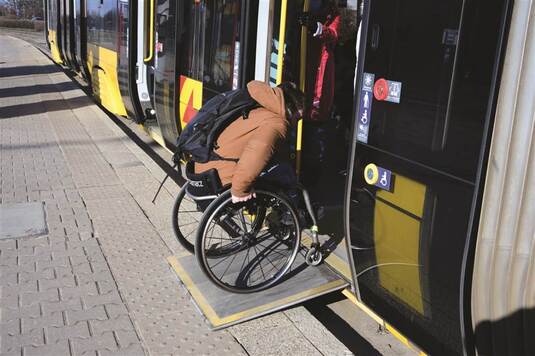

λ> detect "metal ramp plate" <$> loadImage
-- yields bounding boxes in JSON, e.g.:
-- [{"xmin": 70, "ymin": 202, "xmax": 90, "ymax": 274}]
[{"xmin": 167, "ymin": 250, "xmax": 348, "ymax": 330}]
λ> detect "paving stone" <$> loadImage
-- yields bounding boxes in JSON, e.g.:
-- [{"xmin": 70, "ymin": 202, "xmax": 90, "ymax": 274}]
[
  {"xmin": 45, "ymin": 322, "xmax": 91, "ymax": 343},
  {"xmin": 39, "ymin": 275, "xmax": 77, "ymax": 291},
  {"xmin": 99, "ymin": 344, "xmax": 146, "ymax": 356},
  {"xmin": 21, "ymin": 312, "xmax": 64, "ymax": 333},
  {"xmin": 41, "ymin": 298, "xmax": 82, "ymax": 315},
  {"xmin": 65, "ymin": 305, "xmax": 108, "ymax": 325},
  {"xmin": 1, "ymin": 304, "xmax": 41, "ymax": 323},
  {"xmin": 20, "ymin": 289, "xmax": 59, "ymax": 307},
  {"xmin": 115, "ymin": 329, "xmax": 141, "ymax": 348},
  {"xmin": 89, "ymin": 315, "xmax": 135, "ymax": 336},
  {"xmin": 60, "ymin": 283, "xmax": 100, "ymax": 300},
  {"xmin": 70, "ymin": 332, "xmax": 118, "ymax": 355},
  {"xmin": 23, "ymin": 340, "xmax": 70, "ymax": 356},
  {"xmin": 0, "ymin": 328, "xmax": 45, "ymax": 354},
  {"xmin": 82, "ymin": 291, "xmax": 123, "ymax": 309}
]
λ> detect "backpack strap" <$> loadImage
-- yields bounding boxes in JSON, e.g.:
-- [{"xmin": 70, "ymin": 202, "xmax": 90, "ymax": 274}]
[{"xmin": 210, "ymin": 152, "xmax": 239, "ymax": 163}]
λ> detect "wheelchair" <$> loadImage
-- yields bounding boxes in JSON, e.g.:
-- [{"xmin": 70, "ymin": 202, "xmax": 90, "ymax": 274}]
[{"xmin": 172, "ymin": 162, "xmax": 324, "ymax": 293}]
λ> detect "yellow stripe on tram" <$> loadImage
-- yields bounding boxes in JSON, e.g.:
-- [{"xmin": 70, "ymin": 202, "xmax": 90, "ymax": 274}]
[
  {"xmin": 296, "ymin": 0, "xmax": 310, "ymax": 176},
  {"xmin": 275, "ymin": 0, "xmax": 288, "ymax": 86},
  {"xmin": 342, "ymin": 289, "xmax": 428, "ymax": 355}
]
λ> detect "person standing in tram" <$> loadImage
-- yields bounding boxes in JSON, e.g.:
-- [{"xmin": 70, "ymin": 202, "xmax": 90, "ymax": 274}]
[{"xmin": 299, "ymin": 0, "xmax": 341, "ymax": 186}]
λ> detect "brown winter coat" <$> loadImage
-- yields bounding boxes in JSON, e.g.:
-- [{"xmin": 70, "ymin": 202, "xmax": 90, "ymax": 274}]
[{"xmin": 194, "ymin": 81, "xmax": 288, "ymax": 197}]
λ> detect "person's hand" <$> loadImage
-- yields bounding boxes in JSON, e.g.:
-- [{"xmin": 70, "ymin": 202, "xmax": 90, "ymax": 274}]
[
  {"xmin": 312, "ymin": 22, "xmax": 323, "ymax": 37},
  {"xmin": 232, "ymin": 192, "xmax": 256, "ymax": 204}
]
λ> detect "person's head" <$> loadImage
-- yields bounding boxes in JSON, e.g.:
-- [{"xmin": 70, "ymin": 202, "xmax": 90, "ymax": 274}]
[{"xmin": 278, "ymin": 81, "xmax": 304, "ymax": 125}]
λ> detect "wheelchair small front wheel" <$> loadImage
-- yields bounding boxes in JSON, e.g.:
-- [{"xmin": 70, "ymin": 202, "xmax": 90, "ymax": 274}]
[
  {"xmin": 196, "ymin": 189, "xmax": 301, "ymax": 293},
  {"xmin": 305, "ymin": 247, "xmax": 323, "ymax": 266},
  {"xmin": 172, "ymin": 183, "xmax": 203, "ymax": 254}
]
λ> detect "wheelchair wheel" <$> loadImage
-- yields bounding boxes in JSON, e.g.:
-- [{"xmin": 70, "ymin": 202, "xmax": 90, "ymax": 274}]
[
  {"xmin": 172, "ymin": 183, "xmax": 203, "ymax": 254},
  {"xmin": 196, "ymin": 189, "xmax": 301, "ymax": 293}
]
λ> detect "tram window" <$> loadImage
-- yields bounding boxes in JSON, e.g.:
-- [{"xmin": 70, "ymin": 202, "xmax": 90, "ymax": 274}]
[
  {"xmin": 203, "ymin": 0, "xmax": 241, "ymax": 93},
  {"xmin": 363, "ymin": 0, "xmax": 472, "ymax": 177},
  {"xmin": 178, "ymin": 0, "xmax": 241, "ymax": 97},
  {"xmin": 86, "ymin": 2, "xmax": 100, "ymax": 45},
  {"xmin": 86, "ymin": 0, "xmax": 117, "ymax": 50},
  {"xmin": 48, "ymin": 0, "xmax": 57, "ymax": 30},
  {"xmin": 101, "ymin": 0, "xmax": 117, "ymax": 50}
]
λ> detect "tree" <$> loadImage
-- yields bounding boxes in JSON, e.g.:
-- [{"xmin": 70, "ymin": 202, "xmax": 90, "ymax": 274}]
[{"xmin": 4, "ymin": 0, "xmax": 43, "ymax": 18}]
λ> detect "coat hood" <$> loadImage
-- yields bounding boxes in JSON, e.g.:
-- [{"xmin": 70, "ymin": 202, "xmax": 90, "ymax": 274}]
[{"xmin": 247, "ymin": 81, "xmax": 286, "ymax": 120}]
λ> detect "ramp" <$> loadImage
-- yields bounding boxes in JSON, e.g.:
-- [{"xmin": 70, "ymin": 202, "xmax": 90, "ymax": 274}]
[{"xmin": 168, "ymin": 250, "xmax": 348, "ymax": 329}]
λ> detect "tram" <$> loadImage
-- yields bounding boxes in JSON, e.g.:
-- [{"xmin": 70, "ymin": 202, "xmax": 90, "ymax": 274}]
[{"xmin": 43, "ymin": 0, "xmax": 534, "ymax": 355}]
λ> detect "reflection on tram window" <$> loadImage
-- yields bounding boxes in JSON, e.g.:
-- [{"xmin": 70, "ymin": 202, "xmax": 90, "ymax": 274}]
[
  {"xmin": 204, "ymin": 0, "xmax": 241, "ymax": 92},
  {"xmin": 364, "ymin": 0, "xmax": 470, "ymax": 177},
  {"xmin": 86, "ymin": 0, "xmax": 117, "ymax": 51},
  {"xmin": 48, "ymin": 0, "xmax": 57, "ymax": 30},
  {"xmin": 179, "ymin": 0, "xmax": 241, "ymax": 96}
]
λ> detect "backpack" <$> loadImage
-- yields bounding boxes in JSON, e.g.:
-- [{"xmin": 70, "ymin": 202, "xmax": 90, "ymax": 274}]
[{"xmin": 174, "ymin": 88, "xmax": 259, "ymax": 164}]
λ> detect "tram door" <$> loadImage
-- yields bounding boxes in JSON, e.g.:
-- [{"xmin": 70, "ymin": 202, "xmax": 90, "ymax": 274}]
[
  {"xmin": 47, "ymin": 0, "xmax": 63, "ymax": 63},
  {"xmin": 74, "ymin": 0, "xmax": 89, "ymax": 78},
  {"xmin": 267, "ymin": 0, "xmax": 359, "ymax": 280},
  {"xmin": 117, "ymin": 0, "xmax": 144, "ymax": 120},
  {"xmin": 152, "ymin": 0, "xmax": 180, "ymax": 145},
  {"xmin": 63, "ymin": 0, "xmax": 78, "ymax": 70},
  {"xmin": 347, "ymin": 0, "xmax": 508, "ymax": 353}
]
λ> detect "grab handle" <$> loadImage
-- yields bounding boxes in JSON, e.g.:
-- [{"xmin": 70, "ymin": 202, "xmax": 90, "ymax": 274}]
[{"xmin": 144, "ymin": 0, "xmax": 155, "ymax": 62}]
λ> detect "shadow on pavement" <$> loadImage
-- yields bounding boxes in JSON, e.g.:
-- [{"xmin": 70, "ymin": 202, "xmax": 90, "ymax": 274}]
[
  {"xmin": 0, "ymin": 64, "xmax": 59, "ymax": 78},
  {"xmin": 0, "ymin": 83, "xmax": 77, "ymax": 98},
  {"xmin": 0, "ymin": 96, "xmax": 90, "ymax": 119},
  {"xmin": 305, "ymin": 293, "xmax": 383, "ymax": 356}
]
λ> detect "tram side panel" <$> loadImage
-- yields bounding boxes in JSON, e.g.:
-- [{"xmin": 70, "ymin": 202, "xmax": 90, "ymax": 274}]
[
  {"xmin": 86, "ymin": 0, "xmax": 127, "ymax": 116},
  {"xmin": 47, "ymin": 0, "xmax": 63, "ymax": 64},
  {"xmin": 471, "ymin": 0, "xmax": 535, "ymax": 353},
  {"xmin": 152, "ymin": 0, "xmax": 180, "ymax": 145},
  {"xmin": 346, "ymin": 0, "xmax": 509, "ymax": 354}
]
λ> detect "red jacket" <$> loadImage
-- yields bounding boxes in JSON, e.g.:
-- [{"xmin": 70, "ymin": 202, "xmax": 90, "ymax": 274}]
[{"xmin": 306, "ymin": 11, "xmax": 340, "ymax": 121}]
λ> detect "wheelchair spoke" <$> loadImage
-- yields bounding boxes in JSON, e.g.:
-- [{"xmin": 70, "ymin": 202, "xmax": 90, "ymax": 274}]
[
  {"xmin": 256, "ymin": 240, "xmax": 293, "ymax": 259},
  {"xmin": 238, "ymin": 247, "xmax": 252, "ymax": 283},
  {"xmin": 252, "ymin": 244, "xmax": 267, "ymax": 281},
  {"xmin": 216, "ymin": 252, "xmax": 239, "ymax": 281}
]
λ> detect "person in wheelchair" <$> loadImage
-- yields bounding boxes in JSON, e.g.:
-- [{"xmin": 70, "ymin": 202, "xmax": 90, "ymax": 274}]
[
  {"xmin": 194, "ymin": 80, "xmax": 305, "ymax": 204},
  {"xmin": 174, "ymin": 82, "xmax": 325, "ymax": 292}
]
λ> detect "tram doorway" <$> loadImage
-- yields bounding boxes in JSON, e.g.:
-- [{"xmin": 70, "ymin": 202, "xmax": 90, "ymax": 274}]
[
  {"xmin": 274, "ymin": 0, "xmax": 361, "ymax": 281},
  {"xmin": 165, "ymin": 0, "xmax": 354, "ymax": 329}
]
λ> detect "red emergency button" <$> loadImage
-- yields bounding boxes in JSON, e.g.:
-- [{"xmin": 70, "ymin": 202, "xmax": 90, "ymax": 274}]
[{"xmin": 373, "ymin": 78, "xmax": 389, "ymax": 101}]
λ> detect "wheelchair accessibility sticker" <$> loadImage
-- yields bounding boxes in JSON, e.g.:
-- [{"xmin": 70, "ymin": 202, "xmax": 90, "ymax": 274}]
[
  {"xmin": 364, "ymin": 163, "xmax": 393, "ymax": 192},
  {"xmin": 357, "ymin": 73, "xmax": 375, "ymax": 143}
]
